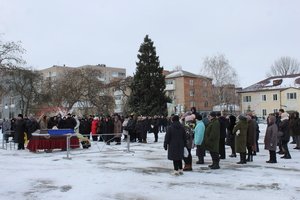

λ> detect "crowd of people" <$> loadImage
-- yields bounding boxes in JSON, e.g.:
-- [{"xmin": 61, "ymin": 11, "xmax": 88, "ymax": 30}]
[
  {"xmin": 0, "ymin": 112, "xmax": 171, "ymax": 149},
  {"xmin": 163, "ymin": 107, "xmax": 300, "ymax": 175},
  {"xmin": 1, "ymin": 107, "xmax": 299, "ymax": 176}
]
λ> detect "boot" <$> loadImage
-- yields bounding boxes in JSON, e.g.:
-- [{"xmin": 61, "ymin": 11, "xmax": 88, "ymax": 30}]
[
  {"xmin": 242, "ymin": 153, "xmax": 247, "ymax": 164},
  {"xmin": 210, "ymin": 159, "xmax": 220, "ymax": 169},
  {"xmin": 183, "ymin": 164, "xmax": 192, "ymax": 171},
  {"xmin": 246, "ymin": 154, "xmax": 253, "ymax": 162},
  {"xmin": 196, "ymin": 157, "xmax": 204, "ymax": 164},
  {"xmin": 237, "ymin": 154, "xmax": 243, "ymax": 164},
  {"xmin": 237, "ymin": 153, "xmax": 247, "ymax": 164},
  {"xmin": 209, "ymin": 153, "xmax": 220, "ymax": 169},
  {"xmin": 171, "ymin": 170, "xmax": 179, "ymax": 176}
]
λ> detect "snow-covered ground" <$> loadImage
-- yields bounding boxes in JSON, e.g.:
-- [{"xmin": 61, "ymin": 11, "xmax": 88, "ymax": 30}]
[{"xmin": 1, "ymin": 124, "xmax": 299, "ymax": 200}]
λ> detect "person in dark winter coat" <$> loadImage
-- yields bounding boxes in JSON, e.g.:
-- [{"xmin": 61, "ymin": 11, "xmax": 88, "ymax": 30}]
[
  {"xmin": 79, "ymin": 116, "xmax": 91, "ymax": 139},
  {"xmin": 279, "ymin": 112, "xmax": 291, "ymax": 159},
  {"xmin": 217, "ymin": 112, "xmax": 227, "ymax": 159},
  {"xmin": 264, "ymin": 115, "xmax": 278, "ymax": 163},
  {"xmin": 204, "ymin": 111, "xmax": 220, "ymax": 169},
  {"xmin": 164, "ymin": 115, "xmax": 187, "ymax": 176},
  {"xmin": 233, "ymin": 114, "xmax": 248, "ymax": 164},
  {"xmin": 15, "ymin": 114, "xmax": 26, "ymax": 150},
  {"xmin": 25, "ymin": 115, "xmax": 40, "ymax": 140},
  {"xmin": 291, "ymin": 112, "xmax": 300, "ymax": 149},
  {"xmin": 126, "ymin": 115, "xmax": 137, "ymax": 142},
  {"xmin": 150, "ymin": 116, "xmax": 159, "ymax": 142},
  {"xmin": 246, "ymin": 113, "xmax": 257, "ymax": 162},
  {"xmin": 227, "ymin": 115, "xmax": 237, "ymax": 157}
]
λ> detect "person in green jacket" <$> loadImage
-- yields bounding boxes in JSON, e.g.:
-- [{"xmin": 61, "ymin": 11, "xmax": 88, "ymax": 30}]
[
  {"xmin": 233, "ymin": 114, "xmax": 248, "ymax": 164},
  {"xmin": 204, "ymin": 112, "xmax": 220, "ymax": 169}
]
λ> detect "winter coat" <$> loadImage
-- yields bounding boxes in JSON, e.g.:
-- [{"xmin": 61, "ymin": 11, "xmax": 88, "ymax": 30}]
[
  {"xmin": 91, "ymin": 119, "xmax": 99, "ymax": 135},
  {"xmin": 79, "ymin": 119, "xmax": 91, "ymax": 135},
  {"xmin": 194, "ymin": 120, "xmax": 205, "ymax": 145},
  {"xmin": 164, "ymin": 121, "xmax": 186, "ymax": 161},
  {"xmin": 150, "ymin": 119, "xmax": 159, "ymax": 134},
  {"xmin": 184, "ymin": 122, "xmax": 195, "ymax": 149},
  {"xmin": 247, "ymin": 118, "xmax": 256, "ymax": 148},
  {"xmin": 226, "ymin": 115, "xmax": 236, "ymax": 146},
  {"xmin": 292, "ymin": 118, "xmax": 300, "ymax": 136},
  {"xmin": 114, "ymin": 119, "xmax": 122, "ymax": 137},
  {"xmin": 218, "ymin": 116, "xmax": 228, "ymax": 139},
  {"xmin": 14, "ymin": 118, "xmax": 26, "ymax": 143},
  {"xmin": 204, "ymin": 118, "xmax": 220, "ymax": 153},
  {"xmin": 264, "ymin": 116, "xmax": 278, "ymax": 151},
  {"xmin": 279, "ymin": 119, "xmax": 290, "ymax": 142},
  {"xmin": 25, "ymin": 119, "xmax": 40, "ymax": 139},
  {"xmin": 233, "ymin": 117, "xmax": 248, "ymax": 153},
  {"xmin": 64, "ymin": 117, "xmax": 77, "ymax": 129}
]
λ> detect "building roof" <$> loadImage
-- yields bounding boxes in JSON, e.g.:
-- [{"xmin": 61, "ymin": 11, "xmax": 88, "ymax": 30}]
[
  {"xmin": 165, "ymin": 70, "xmax": 212, "ymax": 80},
  {"xmin": 240, "ymin": 73, "xmax": 300, "ymax": 93}
]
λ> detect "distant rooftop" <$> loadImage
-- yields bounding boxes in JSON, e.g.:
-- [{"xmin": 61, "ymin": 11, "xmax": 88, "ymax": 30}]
[
  {"xmin": 165, "ymin": 70, "xmax": 211, "ymax": 79},
  {"xmin": 241, "ymin": 73, "xmax": 300, "ymax": 92}
]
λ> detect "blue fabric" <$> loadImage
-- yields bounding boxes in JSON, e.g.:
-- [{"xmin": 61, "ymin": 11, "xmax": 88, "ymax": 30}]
[
  {"xmin": 48, "ymin": 129, "xmax": 75, "ymax": 135},
  {"xmin": 194, "ymin": 120, "xmax": 205, "ymax": 145}
]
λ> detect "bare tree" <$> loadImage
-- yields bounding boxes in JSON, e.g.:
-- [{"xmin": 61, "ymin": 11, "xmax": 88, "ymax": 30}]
[
  {"xmin": 0, "ymin": 38, "xmax": 26, "ymax": 101},
  {"xmin": 0, "ymin": 39, "xmax": 25, "ymax": 68},
  {"xmin": 201, "ymin": 54, "xmax": 239, "ymax": 107},
  {"xmin": 267, "ymin": 56, "xmax": 300, "ymax": 77},
  {"xmin": 1, "ymin": 67, "xmax": 42, "ymax": 115},
  {"xmin": 38, "ymin": 67, "xmax": 116, "ymax": 115}
]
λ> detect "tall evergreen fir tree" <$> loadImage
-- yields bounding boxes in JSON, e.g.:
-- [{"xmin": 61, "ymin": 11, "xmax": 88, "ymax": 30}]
[{"xmin": 128, "ymin": 35, "xmax": 169, "ymax": 116}]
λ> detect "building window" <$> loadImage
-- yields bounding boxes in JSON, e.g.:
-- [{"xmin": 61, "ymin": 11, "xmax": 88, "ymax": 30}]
[
  {"xmin": 203, "ymin": 91, "xmax": 208, "ymax": 98},
  {"xmin": 262, "ymin": 95, "xmax": 266, "ymax": 101},
  {"xmin": 189, "ymin": 90, "xmax": 195, "ymax": 97},
  {"xmin": 166, "ymin": 80, "xmax": 173, "ymax": 85},
  {"xmin": 204, "ymin": 101, "xmax": 208, "ymax": 107},
  {"xmin": 287, "ymin": 93, "xmax": 297, "ymax": 100},
  {"xmin": 203, "ymin": 81, "xmax": 207, "ymax": 87},
  {"xmin": 273, "ymin": 109, "xmax": 278, "ymax": 113},
  {"xmin": 118, "ymin": 72, "xmax": 125, "ymax": 77},
  {"xmin": 262, "ymin": 109, "xmax": 267, "ymax": 116},
  {"xmin": 243, "ymin": 96, "xmax": 251, "ymax": 102},
  {"xmin": 9, "ymin": 97, "xmax": 15, "ymax": 105},
  {"xmin": 189, "ymin": 79, "xmax": 194, "ymax": 86},
  {"xmin": 273, "ymin": 94, "xmax": 278, "ymax": 101},
  {"xmin": 190, "ymin": 101, "xmax": 196, "ymax": 107},
  {"xmin": 112, "ymin": 72, "xmax": 118, "ymax": 77}
]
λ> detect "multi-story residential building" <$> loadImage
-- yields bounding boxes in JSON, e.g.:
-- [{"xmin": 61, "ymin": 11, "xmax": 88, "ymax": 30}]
[
  {"xmin": 165, "ymin": 70, "xmax": 213, "ymax": 114},
  {"xmin": 239, "ymin": 74, "xmax": 300, "ymax": 118},
  {"xmin": 39, "ymin": 64, "xmax": 127, "ymax": 114}
]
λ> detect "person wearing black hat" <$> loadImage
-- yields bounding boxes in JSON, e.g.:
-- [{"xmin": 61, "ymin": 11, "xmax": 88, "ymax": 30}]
[
  {"xmin": 204, "ymin": 111, "xmax": 220, "ymax": 169},
  {"xmin": 15, "ymin": 114, "xmax": 26, "ymax": 150}
]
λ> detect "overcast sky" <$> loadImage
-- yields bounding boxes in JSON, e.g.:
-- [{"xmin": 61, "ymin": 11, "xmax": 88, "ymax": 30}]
[{"xmin": 1, "ymin": 0, "xmax": 299, "ymax": 87}]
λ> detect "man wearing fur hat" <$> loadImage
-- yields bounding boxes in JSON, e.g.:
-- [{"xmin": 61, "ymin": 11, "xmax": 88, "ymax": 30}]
[{"xmin": 204, "ymin": 111, "xmax": 220, "ymax": 169}]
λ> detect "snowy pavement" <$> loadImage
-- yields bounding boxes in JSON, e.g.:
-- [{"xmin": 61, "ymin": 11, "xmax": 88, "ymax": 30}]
[{"xmin": 0, "ymin": 124, "xmax": 300, "ymax": 200}]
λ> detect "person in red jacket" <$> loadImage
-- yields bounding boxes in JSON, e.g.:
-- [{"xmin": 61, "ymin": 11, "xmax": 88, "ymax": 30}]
[{"xmin": 91, "ymin": 117, "xmax": 99, "ymax": 141}]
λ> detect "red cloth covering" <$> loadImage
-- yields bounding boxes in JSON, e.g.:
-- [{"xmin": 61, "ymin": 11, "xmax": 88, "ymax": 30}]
[{"xmin": 27, "ymin": 135, "xmax": 80, "ymax": 152}]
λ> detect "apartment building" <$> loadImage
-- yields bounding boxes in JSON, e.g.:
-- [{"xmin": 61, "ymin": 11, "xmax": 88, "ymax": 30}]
[
  {"xmin": 239, "ymin": 74, "xmax": 300, "ymax": 117},
  {"xmin": 39, "ymin": 64, "xmax": 127, "ymax": 114},
  {"xmin": 165, "ymin": 70, "xmax": 213, "ymax": 114}
]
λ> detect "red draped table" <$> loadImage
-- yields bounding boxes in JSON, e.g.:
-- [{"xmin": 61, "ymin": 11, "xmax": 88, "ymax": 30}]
[{"xmin": 27, "ymin": 134, "xmax": 80, "ymax": 152}]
